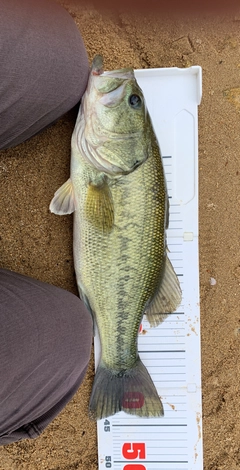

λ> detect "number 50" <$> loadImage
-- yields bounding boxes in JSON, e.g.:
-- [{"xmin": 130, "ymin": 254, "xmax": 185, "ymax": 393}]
[{"xmin": 122, "ymin": 443, "xmax": 146, "ymax": 470}]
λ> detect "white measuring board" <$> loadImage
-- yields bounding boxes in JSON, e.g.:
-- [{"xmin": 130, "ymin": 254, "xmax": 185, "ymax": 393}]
[{"xmin": 94, "ymin": 66, "xmax": 202, "ymax": 470}]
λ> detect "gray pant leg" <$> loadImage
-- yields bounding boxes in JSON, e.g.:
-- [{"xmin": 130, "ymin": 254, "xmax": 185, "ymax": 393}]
[
  {"xmin": 0, "ymin": 269, "xmax": 92, "ymax": 445},
  {"xmin": 0, "ymin": 0, "xmax": 89, "ymax": 149}
]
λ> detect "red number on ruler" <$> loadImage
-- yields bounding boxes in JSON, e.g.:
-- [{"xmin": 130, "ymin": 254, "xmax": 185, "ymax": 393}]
[
  {"xmin": 122, "ymin": 443, "xmax": 146, "ymax": 460},
  {"xmin": 123, "ymin": 466, "xmax": 146, "ymax": 470}
]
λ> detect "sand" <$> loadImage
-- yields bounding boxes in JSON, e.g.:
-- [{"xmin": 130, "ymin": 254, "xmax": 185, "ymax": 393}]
[{"xmin": 0, "ymin": 2, "xmax": 240, "ymax": 469}]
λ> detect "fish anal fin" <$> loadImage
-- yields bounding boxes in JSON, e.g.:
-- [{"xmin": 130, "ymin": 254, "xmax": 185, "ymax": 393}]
[
  {"xmin": 85, "ymin": 180, "xmax": 114, "ymax": 233},
  {"xmin": 145, "ymin": 256, "xmax": 182, "ymax": 328},
  {"xmin": 49, "ymin": 178, "xmax": 75, "ymax": 215}
]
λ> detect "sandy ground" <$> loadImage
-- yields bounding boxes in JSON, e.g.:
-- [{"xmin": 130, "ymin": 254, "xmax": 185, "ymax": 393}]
[{"xmin": 1, "ymin": 2, "xmax": 240, "ymax": 469}]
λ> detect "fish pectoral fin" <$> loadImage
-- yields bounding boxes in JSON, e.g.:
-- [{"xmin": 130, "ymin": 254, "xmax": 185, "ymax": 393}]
[
  {"xmin": 49, "ymin": 178, "xmax": 76, "ymax": 215},
  {"xmin": 85, "ymin": 180, "xmax": 114, "ymax": 232},
  {"xmin": 145, "ymin": 256, "xmax": 182, "ymax": 327}
]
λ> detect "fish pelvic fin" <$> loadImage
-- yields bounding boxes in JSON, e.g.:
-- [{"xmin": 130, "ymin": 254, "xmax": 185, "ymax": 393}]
[
  {"xmin": 49, "ymin": 178, "xmax": 76, "ymax": 215},
  {"xmin": 89, "ymin": 356, "xmax": 163, "ymax": 420},
  {"xmin": 85, "ymin": 180, "xmax": 114, "ymax": 233},
  {"xmin": 77, "ymin": 282, "xmax": 96, "ymax": 336},
  {"xmin": 145, "ymin": 255, "xmax": 182, "ymax": 328}
]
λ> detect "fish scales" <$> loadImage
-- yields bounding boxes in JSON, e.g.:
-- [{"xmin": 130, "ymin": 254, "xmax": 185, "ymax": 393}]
[
  {"xmin": 73, "ymin": 141, "xmax": 165, "ymax": 371},
  {"xmin": 50, "ymin": 55, "xmax": 182, "ymax": 420}
]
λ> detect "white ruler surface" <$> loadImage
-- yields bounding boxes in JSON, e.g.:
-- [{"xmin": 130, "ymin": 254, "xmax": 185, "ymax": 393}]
[{"xmin": 94, "ymin": 66, "xmax": 202, "ymax": 470}]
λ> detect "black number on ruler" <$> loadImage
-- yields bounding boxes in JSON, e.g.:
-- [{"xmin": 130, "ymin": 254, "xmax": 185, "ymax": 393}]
[
  {"xmin": 105, "ymin": 456, "xmax": 112, "ymax": 468},
  {"xmin": 104, "ymin": 419, "xmax": 110, "ymax": 432}
]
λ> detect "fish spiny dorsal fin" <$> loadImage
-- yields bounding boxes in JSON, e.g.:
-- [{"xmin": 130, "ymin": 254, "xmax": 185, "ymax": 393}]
[{"xmin": 145, "ymin": 255, "xmax": 182, "ymax": 328}]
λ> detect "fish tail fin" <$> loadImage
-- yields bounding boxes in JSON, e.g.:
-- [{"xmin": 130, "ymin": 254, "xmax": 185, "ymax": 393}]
[{"xmin": 89, "ymin": 356, "xmax": 163, "ymax": 420}]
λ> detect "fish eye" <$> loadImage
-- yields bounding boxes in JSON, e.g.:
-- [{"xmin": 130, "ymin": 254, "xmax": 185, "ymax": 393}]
[{"xmin": 129, "ymin": 94, "xmax": 142, "ymax": 109}]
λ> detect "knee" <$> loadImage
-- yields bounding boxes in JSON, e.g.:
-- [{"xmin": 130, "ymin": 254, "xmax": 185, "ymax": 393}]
[{"xmin": 0, "ymin": 0, "xmax": 89, "ymax": 149}]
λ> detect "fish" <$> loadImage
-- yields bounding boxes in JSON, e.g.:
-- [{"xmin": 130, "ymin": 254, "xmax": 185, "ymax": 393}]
[{"xmin": 50, "ymin": 55, "xmax": 182, "ymax": 420}]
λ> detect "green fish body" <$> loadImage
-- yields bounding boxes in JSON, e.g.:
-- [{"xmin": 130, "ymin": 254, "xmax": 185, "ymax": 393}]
[{"xmin": 50, "ymin": 56, "xmax": 181, "ymax": 420}]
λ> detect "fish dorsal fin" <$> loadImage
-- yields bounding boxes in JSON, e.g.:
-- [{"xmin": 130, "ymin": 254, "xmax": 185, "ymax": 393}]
[
  {"xmin": 145, "ymin": 255, "xmax": 182, "ymax": 327},
  {"xmin": 49, "ymin": 178, "xmax": 75, "ymax": 215},
  {"xmin": 85, "ymin": 180, "xmax": 114, "ymax": 232}
]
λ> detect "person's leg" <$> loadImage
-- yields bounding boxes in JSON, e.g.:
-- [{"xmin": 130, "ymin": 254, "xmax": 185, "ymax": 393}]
[
  {"xmin": 0, "ymin": 0, "xmax": 89, "ymax": 150},
  {"xmin": 0, "ymin": 269, "xmax": 92, "ymax": 445}
]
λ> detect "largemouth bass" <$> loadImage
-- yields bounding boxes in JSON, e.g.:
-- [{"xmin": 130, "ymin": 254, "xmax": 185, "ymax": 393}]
[{"xmin": 50, "ymin": 56, "xmax": 181, "ymax": 420}]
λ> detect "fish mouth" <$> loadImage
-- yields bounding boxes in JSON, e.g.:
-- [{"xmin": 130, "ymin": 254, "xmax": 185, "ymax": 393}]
[
  {"xmin": 91, "ymin": 55, "xmax": 104, "ymax": 75},
  {"xmin": 91, "ymin": 54, "xmax": 134, "ymax": 80},
  {"xmin": 102, "ymin": 69, "xmax": 135, "ymax": 80}
]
